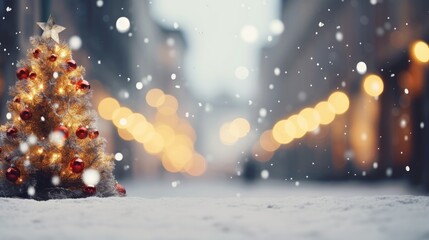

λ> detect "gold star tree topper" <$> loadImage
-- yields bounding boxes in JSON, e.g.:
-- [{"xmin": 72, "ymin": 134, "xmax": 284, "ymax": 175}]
[{"xmin": 37, "ymin": 15, "xmax": 66, "ymax": 44}]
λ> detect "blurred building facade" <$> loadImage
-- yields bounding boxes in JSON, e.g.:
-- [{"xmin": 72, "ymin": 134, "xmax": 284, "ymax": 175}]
[{"xmin": 254, "ymin": 0, "xmax": 429, "ymax": 189}]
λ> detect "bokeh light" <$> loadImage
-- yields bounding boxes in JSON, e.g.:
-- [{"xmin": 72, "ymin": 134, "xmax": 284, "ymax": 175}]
[
  {"xmin": 98, "ymin": 97, "xmax": 120, "ymax": 120},
  {"xmin": 116, "ymin": 16, "xmax": 131, "ymax": 33},
  {"xmin": 272, "ymin": 119, "xmax": 294, "ymax": 144},
  {"xmin": 146, "ymin": 88, "xmax": 166, "ymax": 108},
  {"xmin": 112, "ymin": 107, "xmax": 132, "ymax": 128},
  {"xmin": 412, "ymin": 40, "xmax": 429, "ymax": 63},
  {"xmin": 314, "ymin": 101, "xmax": 336, "ymax": 125},
  {"xmin": 328, "ymin": 91, "xmax": 350, "ymax": 114},
  {"xmin": 259, "ymin": 130, "xmax": 280, "ymax": 152},
  {"xmin": 289, "ymin": 115, "xmax": 307, "ymax": 138},
  {"xmin": 229, "ymin": 118, "xmax": 250, "ymax": 138},
  {"xmin": 157, "ymin": 95, "xmax": 178, "ymax": 115},
  {"xmin": 363, "ymin": 74, "xmax": 384, "ymax": 97},
  {"xmin": 298, "ymin": 108, "xmax": 320, "ymax": 131}
]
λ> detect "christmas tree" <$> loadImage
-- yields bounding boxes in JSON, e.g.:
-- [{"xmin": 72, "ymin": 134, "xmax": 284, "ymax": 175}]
[{"xmin": 0, "ymin": 16, "xmax": 125, "ymax": 200}]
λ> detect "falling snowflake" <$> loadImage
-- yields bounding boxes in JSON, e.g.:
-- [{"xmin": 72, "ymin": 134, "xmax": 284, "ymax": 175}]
[
  {"xmin": 240, "ymin": 25, "xmax": 258, "ymax": 43},
  {"xmin": 115, "ymin": 152, "xmax": 124, "ymax": 161},
  {"xmin": 171, "ymin": 180, "xmax": 181, "ymax": 188},
  {"xmin": 356, "ymin": 61, "xmax": 367, "ymax": 75},
  {"xmin": 269, "ymin": 19, "xmax": 284, "ymax": 35},
  {"xmin": 49, "ymin": 131, "xmax": 65, "ymax": 147},
  {"xmin": 261, "ymin": 169, "xmax": 269, "ymax": 179},
  {"xmin": 235, "ymin": 66, "xmax": 249, "ymax": 80},
  {"xmin": 27, "ymin": 186, "xmax": 36, "ymax": 196},
  {"xmin": 116, "ymin": 17, "xmax": 131, "ymax": 33},
  {"xmin": 82, "ymin": 169, "xmax": 101, "ymax": 186},
  {"xmin": 335, "ymin": 32, "xmax": 343, "ymax": 42},
  {"xmin": 51, "ymin": 175, "xmax": 61, "ymax": 186},
  {"xmin": 69, "ymin": 35, "xmax": 82, "ymax": 50},
  {"xmin": 96, "ymin": 0, "xmax": 104, "ymax": 7}
]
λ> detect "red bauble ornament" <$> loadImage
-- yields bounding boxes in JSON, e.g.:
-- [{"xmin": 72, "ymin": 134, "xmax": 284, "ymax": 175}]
[
  {"xmin": 67, "ymin": 59, "xmax": 77, "ymax": 71},
  {"xmin": 33, "ymin": 49, "xmax": 41, "ymax": 58},
  {"xmin": 6, "ymin": 127, "xmax": 18, "ymax": 138},
  {"xmin": 29, "ymin": 72, "xmax": 37, "ymax": 80},
  {"xmin": 20, "ymin": 109, "xmax": 32, "ymax": 121},
  {"xmin": 13, "ymin": 96, "xmax": 20, "ymax": 103},
  {"xmin": 55, "ymin": 126, "xmax": 69, "ymax": 139},
  {"xmin": 76, "ymin": 79, "xmax": 90, "ymax": 91},
  {"xmin": 70, "ymin": 157, "xmax": 85, "ymax": 173},
  {"xmin": 83, "ymin": 185, "xmax": 96, "ymax": 195},
  {"xmin": 16, "ymin": 67, "xmax": 29, "ymax": 80},
  {"xmin": 76, "ymin": 126, "xmax": 88, "ymax": 139},
  {"xmin": 115, "ymin": 183, "xmax": 126, "ymax": 197},
  {"xmin": 6, "ymin": 167, "xmax": 20, "ymax": 182},
  {"xmin": 49, "ymin": 54, "xmax": 57, "ymax": 62},
  {"xmin": 88, "ymin": 129, "xmax": 99, "ymax": 139}
]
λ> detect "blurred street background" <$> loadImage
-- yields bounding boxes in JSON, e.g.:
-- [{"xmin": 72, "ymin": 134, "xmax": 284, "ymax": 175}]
[{"xmin": 1, "ymin": 0, "xmax": 429, "ymax": 193}]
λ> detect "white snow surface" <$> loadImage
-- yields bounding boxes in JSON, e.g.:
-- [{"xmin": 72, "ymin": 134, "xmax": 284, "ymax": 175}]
[{"xmin": 1, "ymin": 181, "xmax": 428, "ymax": 240}]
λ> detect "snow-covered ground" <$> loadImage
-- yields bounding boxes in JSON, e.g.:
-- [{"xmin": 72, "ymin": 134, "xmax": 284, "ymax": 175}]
[{"xmin": 1, "ymin": 181, "xmax": 428, "ymax": 240}]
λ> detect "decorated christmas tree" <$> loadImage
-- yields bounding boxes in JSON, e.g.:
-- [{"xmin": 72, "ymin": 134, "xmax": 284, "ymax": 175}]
[{"xmin": 0, "ymin": 16, "xmax": 125, "ymax": 200}]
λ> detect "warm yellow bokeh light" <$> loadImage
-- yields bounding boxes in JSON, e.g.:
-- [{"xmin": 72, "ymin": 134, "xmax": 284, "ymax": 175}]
[
  {"xmin": 143, "ymin": 133, "xmax": 165, "ymax": 154},
  {"xmin": 165, "ymin": 145, "xmax": 193, "ymax": 170},
  {"xmin": 154, "ymin": 124, "xmax": 175, "ymax": 146},
  {"xmin": 252, "ymin": 143, "xmax": 275, "ymax": 162},
  {"xmin": 315, "ymin": 101, "xmax": 335, "ymax": 125},
  {"xmin": 412, "ymin": 41, "xmax": 429, "ymax": 63},
  {"xmin": 117, "ymin": 128, "xmax": 134, "ymax": 141},
  {"xmin": 146, "ymin": 88, "xmax": 166, "ymax": 107},
  {"xmin": 98, "ymin": 97, "xmax": 120, "ymax": 120},
  {"xmin": 328, "ymin": 91, "xmax": 350, "ymax": 115},
  {"xmin": 133, "ymin": 122, "xmax": 155, "ymax": 143},
  {"xmin": 155, "ymin": 112, "xmax": 179, "ymax": 126},
  {"xmin": 100, "ymin": 92, "xmax": 204, "ymax": 176},
  {"xmin": 219, "ymin": 123, "xmax": 238, "ymax": 145},
  {"xmin": 229, "ymin": 117, "xmax": 250, "ymax": 138},
  {"xmin": 185, "ymin": 153, "xmax": 207, "ymax": 176},
  {"xmin": 363, "ymin": 74, "xmax": 384, "ymax": 97},
  {"xmin": 259, "ymin": 130, "xmax": 280, "ymax": 152},
  {"xmin": 172, "ymin": 134, "xmax": 194, "ymax": 149},
  {"xmin": 112, "ymin": 107, "xmax": 133, "ymax": 128},
  {"xmin": 125, "ymin": 113, "xmax": 146, "ymax": 132},
  {"xmin": 158, "ymin": 95, "xmax": 178, "ymax": 115},
  {"xmin": 272, "ymin": 119, "xmax": 295, "ymax": 144},
  {"xmin": 289, "ymin": 115, "xmax": 307, "ymax": 138},
  {"xmin": 299, "ymin": 108, "xmax": 320, "ymax": 131},
  {"xmin": 161, "ymin": 154, "xmax": 180, "ymax": 173},
  {"xmin": 176, "ymin": 121, "xmax": 197, "ymax": 143}
]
